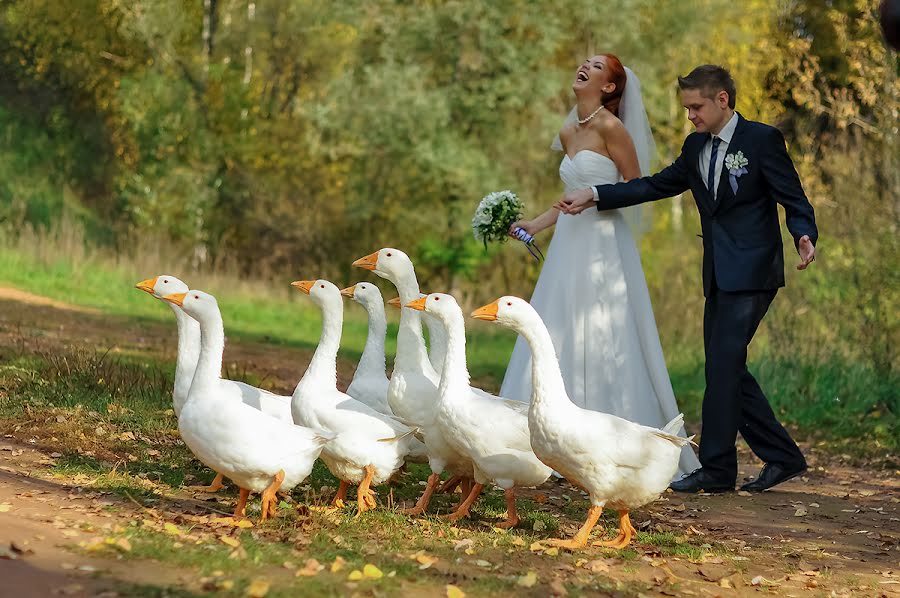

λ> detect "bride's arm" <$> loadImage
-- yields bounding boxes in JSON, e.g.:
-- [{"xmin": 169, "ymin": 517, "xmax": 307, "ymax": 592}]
[{"xmin": 509, "ymin": 208, "xmax": 559, "ymax": 237}]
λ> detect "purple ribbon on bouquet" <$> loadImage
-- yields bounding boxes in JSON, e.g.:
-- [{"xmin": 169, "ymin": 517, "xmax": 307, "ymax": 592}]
[{"xmin": 512, "ymin": 227, "xmax": 544, "ymax": 261}]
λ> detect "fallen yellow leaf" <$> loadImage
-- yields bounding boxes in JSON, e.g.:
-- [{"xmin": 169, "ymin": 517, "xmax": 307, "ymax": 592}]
[
  {"xmin": 446, "ymin": 584, "xmax": 466, "ymax": 598},
  {"xmin": 544, "ymin": 547, "xmax": 559, "ymax": 556},
  {"xmin": 235, "ymin": 519, "xmax": 254, "ymax": 529},
  {"xmin": 331, "ymin": 556, "xmax": 346, "ymax": 573},
  {"xmin": 517, "ymin": 571, "xmax": 538, "ymax": 588},
  {"xmin": 363, "ymin": 564, "xmax": 383, "ymax": 579},
  {"xmin": 0, "ymin": 503, "xmax": 11, "ymax": 513},
  {"xmin": 347, "ymin": 570, "xmax": 363, "ymax": 581},
  {"xmin": 114, "ymin": 538, "xmax": 132, "ymax": 552},
  {"xmin": 219, "ymin": 536, "xmax": 240, "ymax": 548},
  {"xmin": 245, "ymin": 578, "xmax": 270, "ymax": 597},
  {"xmin": 529, "ymin": 541, "xmax": 544, "ymax": 552},
  {"xmin": 296, "ymin": 559, "xmax": 324, "ymax": 577},
  {"xmin": 163, "ymin": 523, "xmax": 182, "ymax": 537}
]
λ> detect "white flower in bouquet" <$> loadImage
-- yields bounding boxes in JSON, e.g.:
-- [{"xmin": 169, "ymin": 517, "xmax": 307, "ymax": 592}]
[{"xmin": 472, "ymin": 190, "xmax": 524, "ymax": 245}]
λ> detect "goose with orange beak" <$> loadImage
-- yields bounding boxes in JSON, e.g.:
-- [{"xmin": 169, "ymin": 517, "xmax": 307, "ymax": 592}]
[
  {"xmin": 352, "ymin": 249, "xmax": 475, "ymax": 515},
  {"xmin": 471, "ymin": 296, "xmax": 695, "ymax": 549},
  {"xmin": 339, "ymin": 283, "xmax": 393, "ymax": 416},
  {"xmin": 408, "ymin": 293, "xmax": 552, "ymax": 527},
  {"xmin": 290, "ymin": 279, "xmax": 421, "ymax": 514},
  {"xmin": 160, "ymin": 290, "xmax": 334, "ymax": 523}
]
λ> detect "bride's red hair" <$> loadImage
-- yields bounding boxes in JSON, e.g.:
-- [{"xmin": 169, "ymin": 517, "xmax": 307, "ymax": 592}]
[{"xmin": 600, "ymin": 53, "xmax": 627, "ymax": 117}]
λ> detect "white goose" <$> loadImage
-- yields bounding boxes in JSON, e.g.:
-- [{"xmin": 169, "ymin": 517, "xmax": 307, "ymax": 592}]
[
  {"xmin": 136, "ymin": 275, "xmax": 293, "ymax": 492},
  {"xmin": 408, "ymin": 294, "xmax": 552, "ymax": 527},
  {"xmin": 473, "ymin": 297, "xmax": 695, "ymax": 549},
  {"xmin": 353, "ymin": 249, "xmax": 474, "ymax": 515},
  {"xmin": 387, "ymin": 295, "xmax": 447, "ymax": 376},
  {"xmin": 340, "ymin": 282, "xmax": 393, "ymax": 415},
  {"xmin": 161, "ymin": 290, "xmax": 333, "ymax": 522},
  {"xmin": 290, "ymin": 279, "xmax": 419, "ymax": 513}
]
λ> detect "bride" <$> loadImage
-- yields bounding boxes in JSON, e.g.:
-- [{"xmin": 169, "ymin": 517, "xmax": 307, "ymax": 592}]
[{"xmin": 504, "ymin": 53, "xmax": 699, "ymax": 476}]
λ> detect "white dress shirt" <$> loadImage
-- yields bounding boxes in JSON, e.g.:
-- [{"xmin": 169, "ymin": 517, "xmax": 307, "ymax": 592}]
[{"xmin": 699, "ymin": 111, "xmax": 739, "ymax": 200}]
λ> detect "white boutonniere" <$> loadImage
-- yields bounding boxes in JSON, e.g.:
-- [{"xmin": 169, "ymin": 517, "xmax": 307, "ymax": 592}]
[{"xmin": 724, "ymin": 151, "xmax": 749, "ymax": 194}]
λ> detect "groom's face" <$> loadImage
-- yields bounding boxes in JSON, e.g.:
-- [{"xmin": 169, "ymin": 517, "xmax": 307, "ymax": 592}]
[{"xmin": 680, "ymin": 88, "xmax": 729, "ymax": 134}]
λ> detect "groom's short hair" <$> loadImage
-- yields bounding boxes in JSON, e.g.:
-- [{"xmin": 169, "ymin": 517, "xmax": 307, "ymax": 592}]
[{"xmin": 678, "ymin": 65, "xmax": 736, "ymax": 109}]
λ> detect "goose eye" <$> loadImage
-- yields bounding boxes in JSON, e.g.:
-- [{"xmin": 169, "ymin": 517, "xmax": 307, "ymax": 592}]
[
  {"xmin": 434, "ymin": 297, "xmax": 440, "ymax": 301},
  {"xmin": 507, "ymin": 302, "xmax": 512, "ymax": 306},
  {"xmin": 163, "ymin": 279, "xmax": 168, "ymax": 284},
  {"xmin": 386, "ymin": 252, "xmax": 392, "ymax": 257},
  {"xmin": 194, "ymin": 294, "xmax": 200, "ymax": 299}
]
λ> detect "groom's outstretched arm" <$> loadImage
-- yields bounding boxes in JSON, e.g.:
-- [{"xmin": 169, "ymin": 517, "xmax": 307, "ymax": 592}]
[
  {"xmin": 760, "ymin": 127, "xmax": 818, "ymax": 250},
  {"xmin": 558, "ymin": 141, "xmax": 691, "ymax": 214}
]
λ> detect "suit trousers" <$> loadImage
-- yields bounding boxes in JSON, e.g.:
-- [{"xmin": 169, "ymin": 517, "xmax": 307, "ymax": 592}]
[{"xmin": 699, "ymin": 281, "xmax": 806, "ymax": 483}]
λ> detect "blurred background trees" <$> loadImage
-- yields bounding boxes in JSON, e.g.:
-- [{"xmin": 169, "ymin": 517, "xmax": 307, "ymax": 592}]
[{"xmin": 1, "ymin": 0, "xmax": 897, "ymax": 440}]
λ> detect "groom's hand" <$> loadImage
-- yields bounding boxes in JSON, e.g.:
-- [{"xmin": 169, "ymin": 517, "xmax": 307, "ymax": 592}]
[
  {"xmin": 553, "ymin": 188, "xmax": 595, "ymax": 215},
  {"xmin": 797, "ymin": 235, "xmax": 816, "ymax": 270}
]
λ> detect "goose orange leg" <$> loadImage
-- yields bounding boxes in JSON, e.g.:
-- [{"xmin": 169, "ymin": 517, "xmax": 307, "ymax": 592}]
[
  {"xmin": 332, "ymin": 480, "xmax": 350, "ymax": 508},
  {"xmin": 400, "ymin": 472, "xmax": 440, "ymax": 516},
  {"xmin": 259, "ymin": 470, "xmax": 285, "ymax": 522},
  {"xmin": 592, "ymin": 510, "xmax": 636, "ymax": 549},
  {"xmin": 190, "ymin": 472, "xmax": 225, "ymax": 492},
  {"xmin": 437, "ymin": 475, "xmax": 463, "ymax": 494},
  {"xmin": 547, "ymin": 505, "xmax": 603, "ymax": 550},
  {"xmin": 442, "ymin": 483, "xmax": 484, "ymax": 522},
  {"xmin": 456, "ymin": 478, "xmax": 473, "ymax": 509},
  {"xmin": 355, "ymin": 465, "xmax": 376, "ymax": 516},
  {"xmin": 233, "ymin": 488, "xmax": 251, "ymax": 519},
  {"xmin": 494, "ymin": 488, "xmax": 520, "ymax": 529}
]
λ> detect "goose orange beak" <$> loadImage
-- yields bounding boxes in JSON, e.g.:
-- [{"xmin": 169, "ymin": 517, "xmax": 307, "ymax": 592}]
[
  {"xmin": 471, "ymin": 300, "xmax": 500, "ymax": 321},
  {"xmin": 135, "ymin": 277, "xmax": 158, "ymax": 294},
  {"xmin": 291, "ymin": 281, "xmax": 315, "ymax": 294},
  {"xmin": 352, "ymin": 251, "xmax": 379, "ymax": 271},
  {"xmin": 340, "ymin": 285, "xmax": 356, "ymax": 298},
  {"xmin": 406, "ymin": 297, "xmax": 427, "ymax": 311},
  {"xmin": 162, "ymin": 292, "xmax": 186, "ymax": 307},
  {"xmin": 387, "ymin": 297, "xmax": 401, "ymax": 309}
]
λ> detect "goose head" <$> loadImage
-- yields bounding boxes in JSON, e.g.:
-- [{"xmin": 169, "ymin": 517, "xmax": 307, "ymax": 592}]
[
  {"xmin": 340, "ymin": 282, "xmax": 384, "ymax": 310},
  {"xmin": 471, "ymin": 296, "xmax": 537, "ymax": 333},
  {"xmin": 406, "ymin": 293, "xmax": 460, "ymax": 324},
  {"xmin": 292, "ymin": 279, "xmax": 343, "ymax": 310},
  {"xmin": 135, "ymin": 275, "xmax": 189, "ymax": 300},
  {"xmin": 352, "ymin": 248, "xmax": 415, "ymax": 284},
  {"xmin": 162, "ymin": 289, "xmax": 219, "ymax": 321}
]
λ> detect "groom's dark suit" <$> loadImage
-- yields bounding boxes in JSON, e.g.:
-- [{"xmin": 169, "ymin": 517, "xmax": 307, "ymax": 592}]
[{"xmin": 592, "ymin": 113, "xmax": 817, "ymax": 485}]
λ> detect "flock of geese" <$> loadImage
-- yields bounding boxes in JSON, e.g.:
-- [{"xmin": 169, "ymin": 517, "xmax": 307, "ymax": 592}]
[{"xmin": 135, "ymin": 248, "xmax": 693, "ymax": 550}]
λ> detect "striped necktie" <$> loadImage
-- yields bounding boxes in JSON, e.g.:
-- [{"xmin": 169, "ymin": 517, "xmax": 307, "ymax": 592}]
[{"xmin": 707, "ymin": 136, "xmax": 721, "ymax": 200}]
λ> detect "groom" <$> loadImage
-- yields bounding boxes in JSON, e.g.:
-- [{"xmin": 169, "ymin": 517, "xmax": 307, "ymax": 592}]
[{"xmin": 559, "ymin": 65, "xmax": 817, "ymax": 493}]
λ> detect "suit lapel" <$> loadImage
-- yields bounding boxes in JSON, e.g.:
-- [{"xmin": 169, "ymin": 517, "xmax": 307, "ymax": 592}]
[
  {"xmin": 711, "ymin": 114, "xmax": 747, "ymax": 215},
  {"xmin": 691, "ymin": 134, "xmax": 716, "ymax": 215}
]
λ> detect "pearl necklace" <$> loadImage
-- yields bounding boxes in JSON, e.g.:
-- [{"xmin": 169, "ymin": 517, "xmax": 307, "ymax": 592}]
[{"xmin": 577, "ymin": 104, "xmax": 605, "ymax": 125}]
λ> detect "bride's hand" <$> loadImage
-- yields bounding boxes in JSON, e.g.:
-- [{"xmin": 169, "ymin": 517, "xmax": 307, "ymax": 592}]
[{"xmin": 509, "ymin": 220, "xmax": 538, "ymax": 238}]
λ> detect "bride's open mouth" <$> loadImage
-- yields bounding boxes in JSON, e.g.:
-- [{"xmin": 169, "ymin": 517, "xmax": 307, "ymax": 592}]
[{"xmin": 576, "ymin": 69, "xmax": 589, "ymax": 82}]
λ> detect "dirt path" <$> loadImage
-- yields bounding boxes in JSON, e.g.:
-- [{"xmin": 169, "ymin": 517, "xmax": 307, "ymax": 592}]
[{"xmin": 1, "ymin": 289, "xmax": 898, "ymax": 597}]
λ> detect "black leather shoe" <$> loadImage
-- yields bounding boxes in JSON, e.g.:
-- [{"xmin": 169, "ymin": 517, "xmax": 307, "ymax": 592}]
[
  {"xmin": 669, "ymin": 469, "xmax": 734, "ymax": 494},
  {"xmin": 740, "ymin": 462, "xmax": 807, "ymax": 492}
]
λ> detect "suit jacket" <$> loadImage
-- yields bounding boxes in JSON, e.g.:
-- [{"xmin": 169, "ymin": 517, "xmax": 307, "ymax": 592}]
[{"xmin": 594, "ymin": 114, "xmax": 818, "ymax": 297}]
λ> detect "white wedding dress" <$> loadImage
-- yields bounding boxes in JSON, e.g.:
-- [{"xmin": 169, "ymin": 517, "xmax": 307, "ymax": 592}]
[{"xmin": 500, "ymin": 149, "xmax": 700, "ymax": 477}]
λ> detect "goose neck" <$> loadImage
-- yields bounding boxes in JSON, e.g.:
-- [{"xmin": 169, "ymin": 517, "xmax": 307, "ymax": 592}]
[
  {"xmin": 191, "ymin": 310, "xmax": 225, "ymax": 396},
  {"xmin": 306, "ymin": 300, "xmax": 341, "ymax": 387},
  {"xmin": 436, "ymin": 309, "xmax": 469, "ymax": 397},
  {"xmin": 357, "ymin": 302, "xmax": 387, "ymax": 377},
  {"xmin": 515, "ymin": 316, "xmax": 569, "ymax": 409}
]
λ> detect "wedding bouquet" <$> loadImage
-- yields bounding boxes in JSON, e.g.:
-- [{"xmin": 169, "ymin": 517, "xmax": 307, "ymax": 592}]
[{"xmin": 472, "ymin": 190, "xmax": 543, "ymax": 260}]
